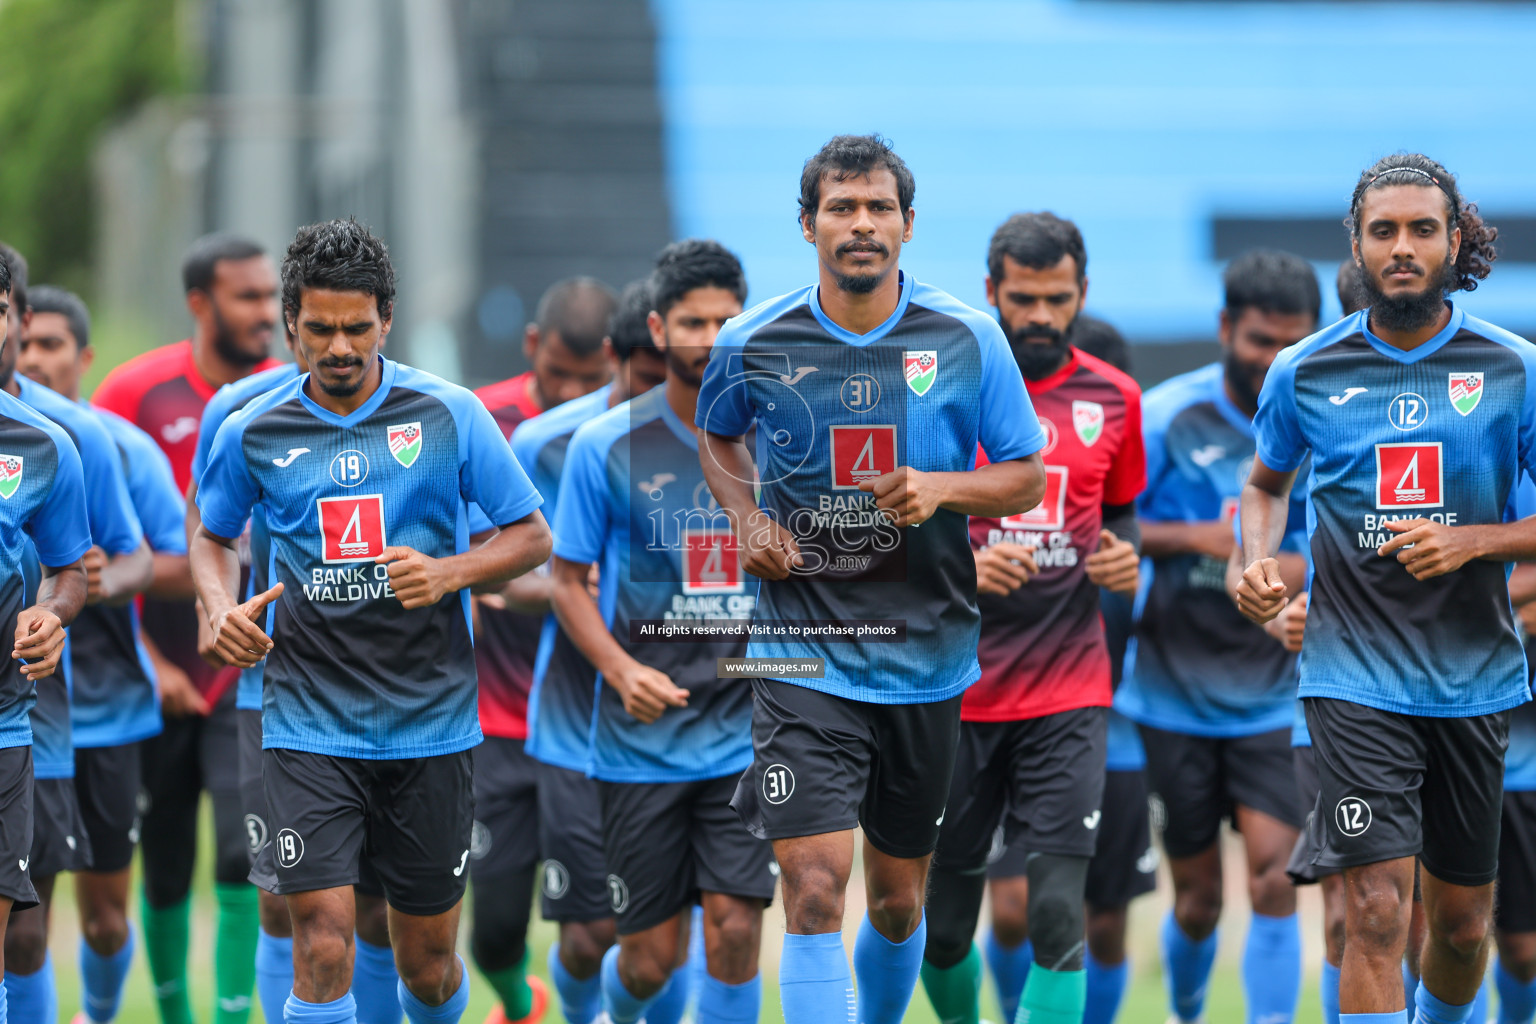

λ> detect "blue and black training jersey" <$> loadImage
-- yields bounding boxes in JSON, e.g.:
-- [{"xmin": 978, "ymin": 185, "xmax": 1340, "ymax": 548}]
[
  {"xmin": 552, "ymin": 385, "xmax": 754, "ymax": 783},
  {"xmin": 1255, "ymin": 304, "xmax": 1536, "ymax": 719},
  {"xmin": 196, "ymin": 358, "xmax": 542, "ymax": 759},
  {"xmin": 695, "ymin": 274, "xmax": 1045, "ymax": 705}
]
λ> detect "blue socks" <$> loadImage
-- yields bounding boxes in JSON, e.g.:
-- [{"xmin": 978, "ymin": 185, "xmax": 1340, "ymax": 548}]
[
  {"xmin": 353, "ymin": 937, "xmax": 403, "ymax": 1024},
  {"xmin": 1162, "ymin": 912, "xmax": 1218, "ymax": 1023},
  {"xmin": 1471, "ymin": 981, "xmax": 1489, "ymax": 1024},
  {"xmin": 285, "ymin": 992, "xmax": 358, "ymax": 1024},
  {"xmin": 256, "ymin": 932, "xmax": 295, "ymax": 1024},
  {"xmin": 547, "ymin": 942, "xmax": 601, "ymax": 1024},
  {"xmin": 984, "ymin": 932, "xmax": 1033, "ymax": 1024},
  {"xmin": 643, "ymin": 973, "xmax": 687, "ymax": 1024},
  {"xmin": 1412, "ymin": 978, "xmax": 1476, "ymax": 1023},
  {"xmin": 779, "ymin": 932, "xmax": 853, "ymax": 1024},
  {"xmin": 1497, "ymin": 961, "xmax": 1536, "ymax": 1024},
  {"xmin": 1406, "ymin": 963, "xmax": 1421, "ymax": 1021},
  {"xmin": 1084, "ymin": 952, "xmax": 1129, "ymax": 1024},
  {"xmin": 1322, "ymin": 960, "xmax": 1342, "ymax": 1024},
  {"xmin": 1341, "ymin": 1015, "xmax": 1408, "ymax": 1024},
  {"xmin": 686, "ymin": 905, "xmax": 706, "ymax": 1017},
  {"xmin": 80, "ymin": 930, "xmax": 136, "ymax": 1023},
  {"xmin": 600, "ymin": 945, "xmax": 660, "ymax": 1024},
  {"xmin": 396, "ymin": 957, "xmax": 469, "ymax": 1024},
  {"xmin": 853, "ymin": 912, "xmax": 927, "ymax": 1024},
  {"xmin": 696, "ymin": 974, "xmax": 761, "ymax": 1024},
  {"xmin": 1243, "ymin": 911, "xmax": 1301, "ymax": 1024},
  {"xmin": 7, "ymin": 953, "xmax": 56, "ymax": 1024}
]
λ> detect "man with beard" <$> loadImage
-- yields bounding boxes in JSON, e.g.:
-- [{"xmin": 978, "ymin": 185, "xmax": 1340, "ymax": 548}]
[
  {"xmin": 918, "ymin": 212, "xmax": 1145, "ymax": 1024},
  {"xmin": 1240, "ymin": 154, "xmax": 1531, "ymax": 1024},
  {"xmin": 1119, "ymin": 249, "xmax": 1318, "ymax": 1024},
  {"xmin": 94, "ymin": 234, "xmax": 282, "ymax": 1024}
]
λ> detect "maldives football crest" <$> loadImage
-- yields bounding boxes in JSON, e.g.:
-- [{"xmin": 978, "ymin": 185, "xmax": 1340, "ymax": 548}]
[
  {"xmin": 0, "ymin": 455, "xmax": 20, "ymax": 500},
  {"xmin": 387, "ymin": 422, "xmax": 422, "ymax": 468},
  {"xmin": 1448, "ymin": 373, "xmax": 1483, "ymax": 416},
  {"xmin": 1072, "ymin": 401, "xmax": 1105, "ymax": 447},
  {"xmin": 904, "ymin": 351, "xmax": 937, "ymax": 396}
]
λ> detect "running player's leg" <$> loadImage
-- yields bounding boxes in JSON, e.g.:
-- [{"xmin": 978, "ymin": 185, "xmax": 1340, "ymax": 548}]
[
  {"xmin": 1082, "ymin": 767, "xmax": 1159, "ymax": 1024},
  {"xmin": 73, "ymin": 743, "xmax": 143, "ymax": 1024},
  {"xmin": 468, "ymin": 738, "xmax": 542, "ymax": 1024},
  {"xmin": 690, "ymin": 776, "xmax": 772, "ymax": 1024},
  {"xmin": 0, "ymin": 747, "xmax": 39, "ymax": 1000},
  {"xmin": 240, "ymin": 706, "xmax": 294, "ymax": 1022},
  {"xmin": 355, "ymin": 881, "xmax": 402, "ymax": 1024},
  {"xmin": 201, "ymin": 687, "xmax": 258, "ymax": 1024},
  {"xmin": 536, "ymin": 762, "xmax": 615, "ymax": 1024},
  {"xmin": 984, "ymin": 851, "xmax": 1032, "ymax": 1024},
  {"xmin": 1290, "ymin": 740, "xmax": 1345, "ymax": 1024},
  {"xmin": 6, "ymin": 874, "xmax": 58, "ymax": 1024},
  {"xmin": 1495, "ymin": 791, "xmax": 1536, "ymax": 1024},
  {"xmin": 138, "ymin": 716, "xmax": 202, "ymax": 1024}
]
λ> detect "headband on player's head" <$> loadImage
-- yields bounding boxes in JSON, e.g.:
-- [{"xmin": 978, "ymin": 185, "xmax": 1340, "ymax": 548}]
[
  {"xmin": 1370, "ymin": 166, "xmax": 1440, "ymax": 187},
  {"xmin": 1361, "ymin": 164, "xmax": 1459, "ymax": 222}
]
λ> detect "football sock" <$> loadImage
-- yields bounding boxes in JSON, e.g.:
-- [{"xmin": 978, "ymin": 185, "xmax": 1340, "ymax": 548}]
[
  {"xmin": 686, "ymin": 905, "xmax": 706, "ymax": 1016},
  {"xmin": 214, "ymin": 883, "xmax": 259, "ymax": 1024},
  {"xmin": 600, "ymin": 946, "xmax": 661, "ymax": 1024},
  {"xmin": 694, "ymin": 973, "xmax": 760, "ymax": 1024},
  {"xmin": 80, "ymin": 928, "xmax": 136, "ymax": 1023},
  {"xmin": 142, "ymin": 892, "xmax": 194, "ymax": 1024},
  {"xmin": 7, "ymin": 952, "xmax": 56, "ymax": 1024},
  {"xmin": 1414, "ymin": 979, "xmax": 1477, "ymax": 1023},
  {"xmin": 643, "ymin": 969, "xmax": 688, "ymax": 1024},
  {"xmin": 285, "ymin": 992, "xmax": 357, "ymax": 1024},
  {"xmin": 1162, "ymin": 911, "xmax": 1218, "ymax": 1023},
  {"xmin": 1084, "ymin": 952, "xmax": 1129, "ymax": 1024},
  {"xmin": 1341, "ymin": 1015, "xmax": 1408, "ymax": 1024},
  {"xmin": 0, "ymin": 976, "xmax": 8, "ymax": 1024},
  {"xmin": 1017, "ymin": 963, "xmax": 1086, "ymax": 1024},
  {"xmin": 1243, "ymin": 911, "xmax": 1301, "ymax": 1024},
  {"xmin": 255, "ymin": 932, "xmax": 295, "ymax": 1024},
  {"xmin": 1406, "ymin": 962, "xmax": 1420, "ymax": 1021},
  {"xmin": 919, "ymin": 942, "xmax": 982, "ymax": 1024},
  {"xmin": 853, "ymin": 911, "xmax": 927, "ymax": 1024},
  {"xmin": 779, "ymin": 931, "xmax": 853, "ymax": 1024},
  {"xmin": 1497, "ymin": 960, "xmax": 1536, "ymax": 1024},
  {"xmin": 1321, "ymin": 960, "xmax": 1342, "ymax": 1024},
  {"xmin": 353, "ymin": 937, "xmax": 403, "ymax": 1024},
  {"xmin": 983, "ymin": 932, "xmax": 1033, "ymax": 1024},
  {"xmin": 480, "ymin": 954, "xmax": 533, "ymax": 1022},
  {"xmin": 397, "ymin": 956, "xmax": 469, "ymax": 1024},
  {"xmin": 1471, "ymin": 981, "xmax": 1489, "ymax": 1024},
  {"xmin": 547, "ymin": 943, "xmax": 601, "ymax": 1024}
]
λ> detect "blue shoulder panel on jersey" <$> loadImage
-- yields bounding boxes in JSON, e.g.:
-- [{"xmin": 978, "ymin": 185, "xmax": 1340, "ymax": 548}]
[
  {"xmin": 0, "ymin": 391, "xmax": 91, "ymax": 569},
  {"xmin": 552, "ymin": 398, "xmax": 638, "ymax": 567},
  {"xmin": 1253, "ymin": 314, "xmax": 1364, "ymax": 474},
  {"xmin": 94, "ymin": 406, "xmax": 186, "ymax": 555},
  {"xmin": 1461, "ymin": 312, "xmax": 1536, "ymax": 478},
  {"xmin": 195, "ymin": 375, "xmax": 305, "ymax": 541},
  {"xmin": 511, "ymin": 384, "xmax": 612, "ymax": 506},
  {"xmin": 697, "ymin": 287, "xmax": 814, "ymax": 438},
  {"xmin": 192, "ymin": 363, "xmax": 300, "ymax": 483}
]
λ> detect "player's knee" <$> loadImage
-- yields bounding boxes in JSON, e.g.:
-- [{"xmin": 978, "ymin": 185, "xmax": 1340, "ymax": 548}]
[
  {"xmin": 782, "ymin": 863, "xmax": 848, "ymax": 934},
  {"xmin": 1498, "ymin": 932, "xmax": 1536, "ymax": 983},
  {"xmin": 1085, "ymin": 908, "xmax": 1127, "ymax": 965},
  {"xmin": 1024, "ymin": 854, "xmax": 1088, "ymax": 970},
  {"xmin": 4, "ymin": 915, "xmax": 48, "ymax": 975},
  {"xmin": 1248, "ymin": 861, "xmax": 1297, "ymax": 917},
  {"xmin": 1172, "ymin": 876, "xmax": 1223, "ymax": 938},
  {"xmin": 399, "ymin": 951, "xmax": 462, "ymax": 1006},
  {"xmin": 924, "ymin": 868, "xmax": 985, "ymax": 968},
  {"xmin": 1426, "ymin": 903, "xmax": 1493, "ymax": 963},
  {"xmin": 80, "ymin": 906, "xmax": 131, "ymax": 957},
  {"xmin": 1345, "ymin": 882, "xmax": 1410, "ymax": 955},
  {"xmin": 866, "ymin": 885, "xmax": 924, "ymax": 940},
  {"xmin": 258, "ymin": 891, "xmax": 293, "ymax": 938},
  {"xmin": 989, "ymin": 878, "xmax": 1030, "ymax": 949},
  {"xmin": 559, "ymin": 920, "xmax": 615, "ymax": 979},
  {"xmin": 617, "ymin": 944, "xmax": 675, "ymax": 1001}
]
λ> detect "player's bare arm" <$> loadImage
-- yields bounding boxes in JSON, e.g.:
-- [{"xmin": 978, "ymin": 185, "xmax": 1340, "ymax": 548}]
[
  {"xmin": 189, "ymin": 524, "xmax": 281, "ymax": 669},
  {"xmin": 1235, "ymin": 455, "xmax": 1300, "ymax": 623},
  {"xmin": 700, "ymin": 430, "xmax": 802, "ymax": 580},
  {"xmin": 1377, "ymin": 514, "xmax": 1536, "ymax": 581},
  {"xmin": 141, "ymin": 626, "xmax": 209, "ymax": 716},
  {"xmin": 548, "ymin": 555, "xmax": 688, "ymax": 724},
  {"xmin": 376, "ymin": 509, "xmax": 550, "ymax": 611},
  {"xmin": 465, "ymin": 527, "xmax": 554, "ymax": 612},
  {"xmin": 974, "ymin": 541, "xmax": 1037, "ymax": 597},
  {"xmin": 13, "ymin": 559, "xmax": 87, "ymax": 680},
  {"xmin": 1140, "ymin": 519, "xmax": 1236, "ymax": 561},
  {"xmin": 858, "ymin": 454, "xmax": 1045, "ymax": 529},
  {"xmin": 81, "ymin": 538, "xmax": 154, "ymax": 606}
]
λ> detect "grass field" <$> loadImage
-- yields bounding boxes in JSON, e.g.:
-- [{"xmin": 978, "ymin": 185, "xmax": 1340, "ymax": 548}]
[{"xmin": 32, "ymin": 819, "xmax": 1334, "ymax": 1024}]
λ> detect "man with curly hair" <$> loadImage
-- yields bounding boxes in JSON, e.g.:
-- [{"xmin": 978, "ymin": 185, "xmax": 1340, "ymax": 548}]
[{"xmin": 1238, "ymin": 155, "xmax": 1533, "ymax": 1024}]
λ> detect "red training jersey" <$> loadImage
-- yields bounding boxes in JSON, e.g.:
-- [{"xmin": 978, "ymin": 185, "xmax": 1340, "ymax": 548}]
[
  {"xmin": 93, "ymin": 339, "xmax": 282, "ymax": 699},
  {"xmin": 471, "ymin": 372, "xmax": 547, "ymax": 739},
  {"xmin": 963, "ymin": 348, "xmax": 1145, "ymax": 722}
]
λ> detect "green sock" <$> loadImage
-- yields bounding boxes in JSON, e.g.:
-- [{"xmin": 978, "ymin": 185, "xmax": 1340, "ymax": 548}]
[
  {"xmin": 919, "ymin": 943, "xmax": 982, "ymax": 1024},
  {"xmin": 1016, "ymin": 964, "xmax": 1086, "ymax": 1024},
  {"xmin": 482, "ymin": 952, "xmax": 535, "ymax": 1021},
  {"xmin": 213, "ymin": 883, "xmax": 259, "ymax": 1024},
  {"xmin": 141, "ymin": 892, "xmax": 195, "ymax": 1024}
]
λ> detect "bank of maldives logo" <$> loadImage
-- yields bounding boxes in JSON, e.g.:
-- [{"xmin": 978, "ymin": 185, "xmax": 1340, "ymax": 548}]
[
  {"xmin": 0, "ymin": 455, "xmax": 21, "ymax": 500},
  {"xmin": 904, "ymin": 351, "xmax": 937, "ymax": 396},
  {"xmin": 1448, "ymin": 373, "xmax": 1483, "ymax": 417},
  {"xmin": 317, "ymin": 494, "xmax": 388, "ymax": 562},
  {"xmin": 1374, "ymin": 442, "xmax": 1443, "ymax": 510},
  {"xmin": 387, "ymin": 422, "xmax": 423, "ymax": 468},
  {"xmin": 830, "ymin": 425, "xmax": 896, "ymax": 489}
]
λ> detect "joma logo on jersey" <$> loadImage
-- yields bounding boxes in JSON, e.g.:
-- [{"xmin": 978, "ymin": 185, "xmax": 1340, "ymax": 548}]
[
  {"xmin": 1001, "ymin": 465, "xmax": 1068, "ymax": 531},
  {"xmin": 682, "ymin": 529, "xmax": 743, "ymax": 595},
  {"xmin": 1375, "ymin": 442, "xmax": 1443, "ymax": 510},
  {"xmin": 830, "ymin": 425, "xmax": 896, "ymax": 489},
  {"xmin": 317, "ymin": 494, "xmax": 388, "ymax": 562},
  {"xmin": 0, "ymin": 454, "xmax": 22, "ymax": 500},
  {"xmin": 387, "ymin": 422, "xmax": 422, "ymax": 468}
]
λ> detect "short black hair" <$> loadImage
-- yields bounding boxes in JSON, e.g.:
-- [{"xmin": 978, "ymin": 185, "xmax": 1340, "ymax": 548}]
[
  {"xmin": 798, "ymin": 134, "xmax": 915, "ymax": 225},
  {"xmin": 0, "ymin": 255, "xmax": 12, "ymax": 303},
  {"xmin": 1223, "ymin": 249, "xmax": 1321, "ymax": 323},
  {"xmin": 281, "ymin": 218, "xmax": 395, "ymax": 322},
  {"xmin": 0, "ymin": 243, "xmax": 29, "ymax": 313},
  {"xmin": 651, "ymin": 239, "xmax": 747, "ymax": 318},
  {"xmin": 1336, "ymin": 259, "xmax": 1368, "ymax": 316},
  {"xmin": 535, "ymin": 277, "xmax": 617, "ymax": 358},
  {"xmin": 988, "ymin": 212, "xmax": 1087, "ymax": 285},
  {"xmin": 1069, "ymin": 314, "xmax": 1129, "ymax": 374},
  {"xmin": 28, "ymin": 285, "xmax": 90, "ymax": 349},
  {"xmin": 182, "ymin": 233, "xmax": 265, "ymax": 295},
  {"xmin": 608, "ymin": 278, "xmax": 658, "ymax": 360}
]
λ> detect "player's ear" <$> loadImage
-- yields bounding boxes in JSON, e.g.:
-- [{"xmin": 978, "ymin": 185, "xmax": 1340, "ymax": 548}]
[
  {"xmin": 800, "ymin": 211, "xmax": 816, "ymax": 246},
  {"xmin": 186, "ymin": 288, "xmax": 210, "ymax": 321},
  {"xmin": 1217, "ymin": 308, "xmax": 1233, "ymax": 348},
  {"xmin": 984, "ymin": 276, "xmax": 998, "ymax": 309},
  {"xmin": 1449, "ymin": 224, "xmax": 1462, "ymax": 266},
  {"xmin": 902, "ymin": 206, "xmax": 915, "ymax": 243},
  {"xmin": 523, "ymin": 324, "xmax": 540, "ymax": 364},
  {"xmin": 1351, "ymin": 234, "xmax": 1363, "ymax": 270},
  {"xmin": 647, "ymin": 310, "xmax": 668, "ymax": 353},
  {"xmin": 78, "ymin": 345, "xmax": 93, "ymax": 376},
  {"xmin": 1078, "ymin": 274, "xmax": 1089, "ymax": 313}
]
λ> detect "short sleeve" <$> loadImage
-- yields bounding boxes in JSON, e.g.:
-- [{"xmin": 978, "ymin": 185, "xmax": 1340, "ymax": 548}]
[
  {"xmin": 129, "ymin": 438, "xmax": 188, "ymax": 555},
  {"xmin": 458, "ymin": 396, "xmax": 542, "ymax": 528},
  {"xmin": 1254, "ymin": 347, "xmax": 1308, "ymax": 473},
  {"xmin": 196, "ymin": 415, "xmax": 261, "ymax": 541},
  {"xmin": 27, "ymin": 436, "xmax": 91, "ymax": 568},
  {"xmin": 191, "ymin": 389, "xmax": 231, "ymax": 484},
  {"xmin": 1104, "ymin": 384, "xmax": 1146, "ymax": 506},
  {"xmin": 465, "ymin": 502, "xmax": 495, "ymax": 536},
  {"xmin": 550, "ymin": 426, "xmax": 612, "ymax": 566},
  {"xmin": 696, "ymin": 341, "xmax": 754, "ymax": 437},
  {"xmin": 79, "ymin": 418, "xmax": 143, "ymax": 557},
  {"xmin": 976, "ymin": 331, "xmax": 1046, "ymax": 462}
]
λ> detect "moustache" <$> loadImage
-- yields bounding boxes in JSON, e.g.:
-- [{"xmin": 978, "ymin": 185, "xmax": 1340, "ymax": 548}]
[
  {"xmin": 1015, "ymin": 325, "xmax": 1064, "ymax": 345},
  {"xmin": 318, "ymin": 359, "xmax": 363, "ymax": 370},
  {"xmin": 1384, "ymin": 262, "xmax": 1425, "ymax": 279},
  {"xmin": 835, "ymin": 240, "xmax": 888, "ymax": 259}
]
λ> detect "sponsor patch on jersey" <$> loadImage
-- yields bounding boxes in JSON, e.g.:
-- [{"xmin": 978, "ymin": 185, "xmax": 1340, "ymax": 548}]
[
  {"xmin": 903, "ymin": 350, "xmax": 937, "ymax": 396},
  {"xmin": 387, "ymin": 422, "xmax": 423, "ymax": 468},
  {"xmin": 1449, "ymin": 372, "xmax": 1484, "ymax": 417},
  {"xmin": 1001, "ymin": 465, "xmax": 1068, "ymax": 531},
  {"xmin": 682, "ymin": 528, "xmax": 743, "ymax": 595},
  {"xmin": 1072, "ymin": 400, "xmax": 1104, "ymax": 447},
  {"xmin": 1374, "ymin": 442, "xmax": 1443, "ymax": 510},
  {"xmin": 830, "ymin": 424, "xmax": 896, "ymax": 489},
  {"xmin": 0, "ymin": 454, "xmax": 22, "ymax": 500},
  {"xmin": 318, "ymin": 493, "xmax": 388, "ymax": 562}
]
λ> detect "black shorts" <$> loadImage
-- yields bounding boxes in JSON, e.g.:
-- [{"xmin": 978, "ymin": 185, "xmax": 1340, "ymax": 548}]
[
  {"xmin": 938, "ymin": 709, "xmax": 1107, "ymax": 871},
  {"xmin": 0, "ymin": 747, "xmax": 38, "ymax": 909},
  {"xmin": 733, "ymin": 679, "xmax": 962, "ymax": 860},
  {"xmin": 251, "ymin": 748, "xmax": 474, "ymax": 916},
  {"xmin": 537, "ymin": 761, "xmax": 611, "ymax": 923},
  {"xmin": 1499, "ymin": 790, "xmax": 1536, "ymax": 933},
  {"xmin": 31, "ymin": 775, "xmax": 92, "ymax": 877},
  {"xmin": 238, "ymin": 709, "xmax": 268, "ymax": 865},
  {"xmin": 1286, "ymin": 745, "xmax": 1338, "ymax": 886},
  {"xmin": 600, "ymin": 774, "xmax": 775, "ymax": 935},
  {"xmin": 1304, "ymin": 697, "xmax": 1509, "ymax": 888},
  {"xmin": 470, "ymin": 737, "xmax": 540, "ymax": 881},
  {"xmin": 1139, "ymin": 724, "xmax": 1302, "ymax": 859},
  {"xmin": 988, "ymin": 767, "xmax": 1158, "ymax": 909},
  {"xmin": 73, "ymin": 743, "xmax": 142, "ymax": 873}
]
